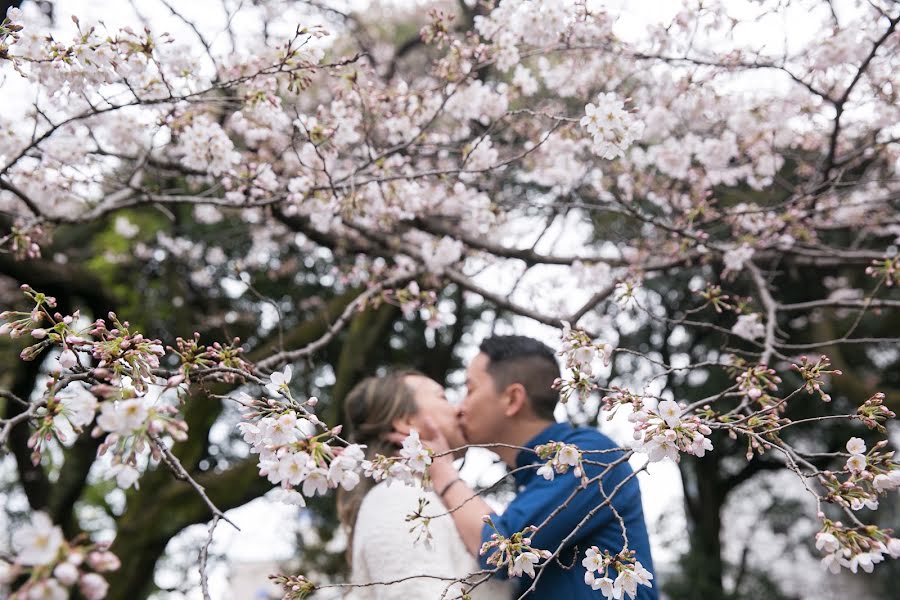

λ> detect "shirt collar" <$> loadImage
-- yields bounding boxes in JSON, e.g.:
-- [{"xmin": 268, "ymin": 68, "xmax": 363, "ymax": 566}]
[{"xmin": 513, "ymin": 422, "xmax": 572, "ymax": 485}]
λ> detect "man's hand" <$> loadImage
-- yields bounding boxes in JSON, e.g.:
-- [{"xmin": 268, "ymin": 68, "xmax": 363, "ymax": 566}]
[{"xmin": 385, "ymin": 416, "xmax": 453, "ymax": 463}]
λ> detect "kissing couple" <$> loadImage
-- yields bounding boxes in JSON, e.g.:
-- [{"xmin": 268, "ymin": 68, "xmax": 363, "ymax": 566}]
[{"xmin": 340, "ymin": 335, "xmax": 657, "ymax": 600}]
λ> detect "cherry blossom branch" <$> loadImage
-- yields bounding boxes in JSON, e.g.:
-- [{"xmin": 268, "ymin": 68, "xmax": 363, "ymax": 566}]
[
  {"xmin": 748, "ymin": 262, "xmax": 779, "ymax": 365},
  {"xmin": 255, "ymin": 271, "xmax": 418, "ymax": 371},
  {"xmin": 150, "ymin": 434, "xmax": 240, "ymax": 531}
]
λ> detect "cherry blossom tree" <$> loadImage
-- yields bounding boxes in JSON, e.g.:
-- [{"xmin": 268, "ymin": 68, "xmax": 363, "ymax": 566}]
[{"xmin": 1, "ymin": 1, "xmax": 899, "ymax": 599}]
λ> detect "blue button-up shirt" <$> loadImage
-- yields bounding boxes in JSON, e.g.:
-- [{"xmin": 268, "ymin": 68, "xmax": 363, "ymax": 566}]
[{"xmin": 479, "ymin": 422, "xmax": 658, "ymax": 599}]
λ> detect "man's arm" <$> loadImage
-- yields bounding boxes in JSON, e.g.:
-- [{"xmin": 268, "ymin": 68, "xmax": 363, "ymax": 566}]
[{"xmin": 483, "ymin": 451, "xmax": 639, "ymax": 569}]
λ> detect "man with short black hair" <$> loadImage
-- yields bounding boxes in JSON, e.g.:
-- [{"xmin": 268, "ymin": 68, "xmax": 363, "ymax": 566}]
[{"xmin": 426, "ymin": 334, "xmax": 658, "ymax": 599}]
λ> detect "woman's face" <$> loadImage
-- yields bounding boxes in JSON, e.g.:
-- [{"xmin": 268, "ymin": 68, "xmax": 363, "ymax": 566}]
[{"xmin": 403, "ymin": 375, "xmax": 465, "ymax": 451}]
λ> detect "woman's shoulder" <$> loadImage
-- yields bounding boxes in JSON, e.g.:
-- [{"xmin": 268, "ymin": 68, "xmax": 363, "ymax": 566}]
[{"xmin": 357, "ymin": 481, "xmax": 437, "ymax": 520}]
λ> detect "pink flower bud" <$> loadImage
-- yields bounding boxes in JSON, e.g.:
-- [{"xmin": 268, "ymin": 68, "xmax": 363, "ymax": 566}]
[
  {"xmin": 54, "ymin": 561, "xmax": 80, "ymax": 585},
  {"xmin": 59, "ymin": 348, "xmax": 77, "ymax": 370},
  {"xmin": 87, "ymin": 551, "xmax": 121, "ymax": 572},
  {"xmin": 78, "ymin": 572, "xmax": 110, "ymax": 600},
  {"xmin": 166, "ymin": 374, "xmax": 185, "ymax": 387},
  {"xmin": 307, "ymin": 396, "xmax": 319, "ymax": 407},
  {"xmin": 31, "ymin": 328, "xmax": 47, "ymax": 339}
]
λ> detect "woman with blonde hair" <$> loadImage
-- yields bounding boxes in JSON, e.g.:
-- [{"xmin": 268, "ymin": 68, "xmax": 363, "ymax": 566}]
[{"xmin": 339, "ymin": 369, "xmax": 511, "ymax": 600}]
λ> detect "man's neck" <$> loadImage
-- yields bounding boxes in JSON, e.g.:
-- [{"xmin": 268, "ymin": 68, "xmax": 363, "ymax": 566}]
[{"xmin": 496, "ymin": 418, "xmax": 556, "ymax": 467}]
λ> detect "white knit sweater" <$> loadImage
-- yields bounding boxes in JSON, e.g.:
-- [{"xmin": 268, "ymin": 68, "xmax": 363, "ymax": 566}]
[{"xmin": 346, "ymin": 481, "xmax": 513, "ymax": 600}]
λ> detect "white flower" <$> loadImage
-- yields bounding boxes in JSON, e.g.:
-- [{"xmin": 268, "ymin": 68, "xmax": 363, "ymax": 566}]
[
  {"xmin": 643, "ymin": 431, "xmax": 680, "ymax": 463},
  {"xmin": 265, "ymin": 366, "xmax": 293, "ymax": 397},
  {"xmin": 328, "ymin": 444, "xmax": 364, "ymax": 491},
  {"xmin": 511, "ymin": 551, "xmax": 540, "ymax": 578},
  {"xmin": 266, "ymin": 412, "xmax": 299, "ymax": 446},
  {"xmin": 886, "ymin": 538, "xmax": 900, "ymax": 559},
  {"xmin": 846, "ymin": 454, "xmax": 867, "ymax": 473},
  {"xmin": 26, "ymin": 578, "xmax": 67, "ymax": 600},
  {"xmin": 581, "ymin": 92, "xmax": 644, "ymax": 160},
  {"xmin": 849, "ymin": 495, "xmax": 878, "ymax": 511},
  {"xmin": 689, "ymin": 433, "xmax": 714, "ymax": 458},
  {"xmin": 328, "ymin": 459, "xmax": 361, "ymax": 491},
  {"xmin": 341, "ymin": 444, "xmax": 365, "ymax": 463},
  {"xmin": 399, "ymin": 429, "xmax": 432, "ymax": 472},
  {"xmin": 7, "ymin": 7, "xmax": 24, "ymax": 21},
  {"xmin": 13, "ymin": 512, "xmax": 64, "ymax": 566},
  {"xmin": 731, "ymin": 314, "xmax": 765, "ymax": 341},
  {"xmin": 848, "ymin": 551, "xmax": 878, "ymax": 574},
  {"xmin": 97, "ymin": 399, "xmax": 147, "ymax": 435},
  {"xmin": 557, "ymin": 444, "xmax": 580, "ymax": 466},
  {"xmin": 632, "ymin": 561, "xmax": 654, "ymax": 588},
  {"xmin": 60, "ymin": 392, "xmax": 98, "ymax": 428},
  {"xmin": 873, "ymin": 471, "xmax": 900, "ymax": 492},
  {"xmin": 536, "ymin": 463, "xmax": 555, "ymax": 480},
  {"xmin": 613, "ymin": 568, "xmax": 639, "ymax": 599},
  {"xmin": 815, "ymin": 532, "xmax": 840, "ymax": 553},
  {"xmin": 385, "ymin": 462, "xmax": 415, "ymax": 486},
  {"xmin": 656, "ymin": 400, "xmax": 681, "ymax": 428},
  {"xmin": 237, "ymin": 421, "xmax": 265, "ymax": 449},
  {"xmin": 845, "ymin": 437, "xmax": 866, "ymax": 455},
  {"xmin": 723, "ymin": 244, "xmax": 755, "ymax": 272},
  {"xmin": 821, "ymin": 551, "xmax": 846, "ymax": 574},
  {"xmin": 301, "ymin": 468, "xmax": 329, "ymax": 497},
  {"xmin": 79, "ymin": 573, "xmax": 109, "ymax": 600},
  {"xmin": 108, "ymin": 463, "xmax": 141, "ymax": 489},
  {"xmin": 278, "ymin": 451, "xmax": 311, "ymax": 486},
  {"xmin": 592, "ymin": 575, "xmax": 615, "ymax": 597},
  {"xmin": 581, "ymin": 547, "xmax": 603, "ymax": 572}
]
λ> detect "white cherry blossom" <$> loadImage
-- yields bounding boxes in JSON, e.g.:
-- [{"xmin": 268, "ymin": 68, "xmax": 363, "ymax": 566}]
[{"xmin": 13, "ymin": 512, "xmax": 64, "ymax": 566}]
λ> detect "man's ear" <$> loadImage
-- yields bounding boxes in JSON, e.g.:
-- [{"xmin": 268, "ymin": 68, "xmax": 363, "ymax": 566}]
[{"xmin": 503, "ymin": 383, "xmax": 529, "ymax": 418}]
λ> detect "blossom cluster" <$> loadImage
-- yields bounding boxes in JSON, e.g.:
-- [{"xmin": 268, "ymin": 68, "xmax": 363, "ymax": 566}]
[
  {"xmin": 580, "ymin": 93, "xmax": 645, "ymax": 160},
  {"xmin": 480, "ymin": 521, "xmax": 552, "ymax": 579},
  {"xmin": 533, "ymin": 441, "xmax": 585, "ymax": 483},
  {"xmin": 363, "ymin": 429, "xmax": 433, "ymax": 487},
  {"xmin": 791, "ymin": 355, "xmax": 842, "ymax": 403},
  {"xmin": 237, "ymin": 367, "xmax": 361, "ymax": 505},
  {"xmin": 374, "ymin": 281, "xmax": 443, "ymax": 328},
  {"xmin": 581, "ymin": 547, "xmax": 654, "ymax": 600},
  {"xmin": 814, "ymin": 521, "xmax": 900, "ymax": 575},
  {"xmin": 2, "ymin": 512, "xmax": 119, "ymax": 600},
  {"xmin": 553, "ymin": 321, "xmax": 613, "ymax": 403},
  {"xmin": 735, "ymin": 363, "xmax": 784, "ymax": 406},
  {"xmin": 631, "ymin": 400, "xmax": 714, "ymax": 463},
  {"xmin": 1, "ymin": 287, "xmax": 187, "ymax": 488},
  {"xmin": 819, "ymin": 437, "xmax": 899, "ymax": 513}
]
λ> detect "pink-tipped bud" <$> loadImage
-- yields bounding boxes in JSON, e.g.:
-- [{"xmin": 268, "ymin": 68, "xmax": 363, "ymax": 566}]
[{"xmin": 166, "ymin": 374, "xmax": 185, "ymax": 387}]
